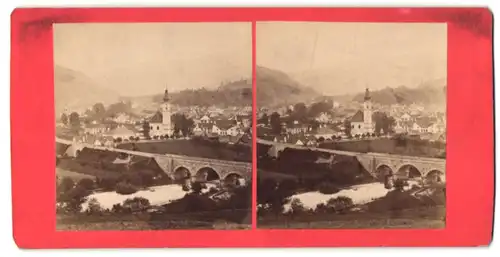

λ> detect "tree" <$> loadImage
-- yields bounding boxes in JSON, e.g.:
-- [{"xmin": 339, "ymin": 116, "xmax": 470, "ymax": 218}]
[
  {"xmin": 106, "ymin": 101, "xmax": 132, "ymax": 117},
  {"xmin": 308, "ymin": 101, "xmax": 332, "ymax": 117},
  {"xmin": 386, "ymin": 116, "xmax": 396, "ymax": 134},
  {"xmin": 58, "ymin": 185, "xmax": 91, "ymax": 213},
  {"xmin": 60, "ymin": 113, "xmax": 68, "ymax": 125},
  {"xmin": 270, "ymin": 112, "xmax": 282, "ymax": 135},
  {"xmin": 292, "ymin": 102, "xmax": 307, "ymax": 122},
  {"xmin": 69, "ymin": 112, "xmax": 80, "ymax": 129},
  {"xmin": 290, "ymin": 198, "xmax": 307, "ymax": 215},
  {"xmin": 172, "ymin": 113, "xmax": 195, "ymax": 136},
  {"xmin": 76, "ymin": 178, "xmax": 95, "ymax": 191},
  {"xmin": 142, "ymin": 121, "xmax": 151, "ymax": 138},
  {"xmin": 309, "ymin": 119, "xmax": 320, "ymax": 132},
  {"xmin": 326, "ymin": 196, "xmax": 354, "ymax": 214},
  {"xmin": 373, "ymin": 112, "xmax": 396, "ymax": 135},
  {"xmin": 343, "ymin": 119, "xmax": 351, "ymax": 136},
  {"xmin": 122, "ymin": 197, "xmax": 151, "ymax": 212},
  {"xmin": 258, "ymin": 113, "xmax": 269, "ymax": 125},
  {"xmin": 115, "ymin": 182, "xmax": 138, "ymax": 195},
  {"xmin": 191, "ymin": 182, "xmax": 204, "ymax": 194},
  {"xmin": 92, "ymin": 103, "xmax": 106, "ymax": 118},
  {"xmin": 86, "ymin": 198, "xmax": 103, "ymax": 214}
]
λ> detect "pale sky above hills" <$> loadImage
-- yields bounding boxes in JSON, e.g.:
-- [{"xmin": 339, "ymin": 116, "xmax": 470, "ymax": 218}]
[
  {"xmin": 257, "ymin": 22, "xmax": 447, "ymax": 95},
  {"xmin": 54, "ymin": 22, "xmax": 252, "ymax": 97}
]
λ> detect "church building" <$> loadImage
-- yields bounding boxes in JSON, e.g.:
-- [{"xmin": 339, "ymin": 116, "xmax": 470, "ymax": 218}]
[
  {"xmin": 350, "ymin": 88, "xmax": 375, "ymax": 136},
  {"xmin": 149, "ymin": 87, "xmax": 174, "ymax": 137}
]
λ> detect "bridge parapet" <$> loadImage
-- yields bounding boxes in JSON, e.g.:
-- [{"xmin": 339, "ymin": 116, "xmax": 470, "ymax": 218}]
[
  {"xmin": 357, "ymin": 152, "xmax": 446, "ymax": 179},
  {"xmin": 56, "ymin": 137, "xmax": 252, "ymax": 181}
]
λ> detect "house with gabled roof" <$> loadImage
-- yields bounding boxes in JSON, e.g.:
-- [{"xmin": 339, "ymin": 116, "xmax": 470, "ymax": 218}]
[{"xmin": 105, "ymin": 125, "xmax": 139, "ymax": 140}]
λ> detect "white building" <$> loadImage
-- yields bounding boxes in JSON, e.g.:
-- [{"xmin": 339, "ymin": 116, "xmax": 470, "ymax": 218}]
[
  {"xmin": 149, "ymin": 87, "xmax": 174, "ymax": 137},
  {"xmin": 350, "ymin": 88, "xmax": 375, "ymax": 136}
]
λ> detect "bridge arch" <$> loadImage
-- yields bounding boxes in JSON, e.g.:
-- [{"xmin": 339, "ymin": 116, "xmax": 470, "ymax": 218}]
[
  {"xmin": 396, "ymin": 164, "xmax": 422, "ymax": 180},
  {"xmin": 223, "ymin": 173, "xmax": 245, "ymax": 187},
  {"xmin": 173, "ymin": 166, "xmax": 192, "ymax": 181},
  {"xmin": 375, "ymin": 164, "xmax": 393, "ymax": 181},
  {"xmin": 425, "ymin": 169, "xmax": 445, "ymax": 184},
  {"xmin": 195, "ymin": 167, "xmax": 221, "ymax": 182}
]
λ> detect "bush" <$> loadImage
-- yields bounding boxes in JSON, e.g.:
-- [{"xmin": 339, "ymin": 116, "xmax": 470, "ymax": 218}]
[
  {"xmin": 207, "ymin": 187, "xmax": 220, "ymax": 195},
  {"xmin": 86, "ymin": 198, "xmax": 104, "ymax": 215},
  {"xmin": 393, "ymin": 179, "xmax": 409, "ymax": 191},
  {"xmin": 278, "ymin": 179, "xmax": 299, "ymax": 195},
  {"xmin": 111, "ymin": 203, "xmax": 123, "ymax": 213},
  {"xmin": 326, "ymin": 196, "xmax": 354, "ymax": 213},
  {"xmin": 315, "ymin": 202, "xmax": 329, "ymax": 213},
  {"xmin": 77, "ymin": 178, "xmax": 95, "ymax": 190},
  {"xmin": 115, "ymin": 182, "xmax": 138, "ymax": 195},
  {"xmin": 96, "ymin": 177, "xmax": 118, "ymax": 191},
  {"xmin": 191, "ymin": 181, "xmax": 205, "ymax": 194},
  {"xmin": 136, "ymin": 170, "xmax": 156, "ymax": 187},
  {"xmin": 317, "ymin": 182, "xmax": 340, "ymax": 195},
  {"xmin": 122, "ymin": 197, "xmax": 151, "ymax": 212},
  {"xmin": 57, "ymin": 177, "xmax": 75, "ymax": 193},
  {"xmin": 121, "ymin": 172, "xmax": 143, "ymax": 187},
  {"xmin": 411, "ymin": 184, "xmax": 422, "ymax": 190},
  {"xmin": 289, "ymin": 198, "xmax": 306, "ymax": 214},
  {"xmin": 57, "ymin": 185, "xmax": 91, "ymax": 213}
]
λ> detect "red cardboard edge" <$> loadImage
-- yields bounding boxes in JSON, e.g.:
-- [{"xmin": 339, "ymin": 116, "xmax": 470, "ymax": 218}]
[{"xmin": 10, "ymin": 7, "xmax": 494, "ymax": 248}]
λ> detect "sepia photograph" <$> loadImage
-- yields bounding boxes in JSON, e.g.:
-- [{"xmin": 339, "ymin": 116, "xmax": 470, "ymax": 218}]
[
  {"xmin": 256, "ymin": 22, "xmax": 447, "ymax": 229},
  {"xmin": 54, "ymin": 22, "xmax": 253, "ymax": 230}
]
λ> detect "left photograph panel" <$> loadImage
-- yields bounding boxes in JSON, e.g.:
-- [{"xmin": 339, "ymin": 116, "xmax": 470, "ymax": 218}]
[{"xmin": 54, "ymin": 22, "xmax": 253, "ymax": 230}]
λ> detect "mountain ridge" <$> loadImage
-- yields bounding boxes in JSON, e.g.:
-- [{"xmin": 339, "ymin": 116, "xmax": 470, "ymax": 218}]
[{"xmin": 55, "ymin": 65, "xmax": 121, "ymax": 114}]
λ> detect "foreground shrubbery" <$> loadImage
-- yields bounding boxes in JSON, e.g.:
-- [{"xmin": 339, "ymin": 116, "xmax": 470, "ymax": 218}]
[
  {"xmin": 56, "ymin": 177, "xmax": 92, "ymax": 214},
  {"xmin": 115, "ymin": 182, "xmax": 138, "ymax": 195},
  {"xmin": 317, "ymin": 182, "xmax": 340, "ymax": 195}
]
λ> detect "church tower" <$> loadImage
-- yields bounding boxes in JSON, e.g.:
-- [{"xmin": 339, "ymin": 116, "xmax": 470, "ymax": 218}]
[
  {"xmin": 363, "ymin": 88, "xmax": 374, "ymax": 133},
  {"xmin": 161, "ymin": 87, "xmax": 173, "ymax": 136}
]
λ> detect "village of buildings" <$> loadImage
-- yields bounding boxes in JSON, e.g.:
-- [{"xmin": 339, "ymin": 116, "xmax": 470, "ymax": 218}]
[
  {"xmin": 56, "ymin": 88, "xmax": 252, "ymax": 146},
  {"xmin": 256, "ymin": 88, "xmax": 447, "ymax": 147}
]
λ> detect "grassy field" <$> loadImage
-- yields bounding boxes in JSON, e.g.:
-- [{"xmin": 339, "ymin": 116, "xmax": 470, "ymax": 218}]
[
  {"xmin": 117, "ymin": 139, "xmax": 252, "ymax": 162},
  {"xmin": 258, "ymin": 206, "xmax": 445, "ymax": 229},
  {"xmin": 56, "ymin": 212, "xmax": 251, "ymax": 231},
  {"xmin": 56, "ymin": 158, "xmax": 123, "ymax": 180},
  {"xmin": 56, "ymin": 167, "xmax": 96, "ymax": 181},
  {"xmin": 319, "ymin": 138, "xmax": 445, "ymax": 158}
]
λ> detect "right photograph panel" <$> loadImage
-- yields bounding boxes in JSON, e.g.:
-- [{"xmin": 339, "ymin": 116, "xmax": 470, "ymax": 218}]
[{"xmin": 256, "ymin": 22, "xmax": 447, "ymax": 229}]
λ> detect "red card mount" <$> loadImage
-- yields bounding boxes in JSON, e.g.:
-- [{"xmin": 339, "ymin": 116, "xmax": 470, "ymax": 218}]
[{"xmin": 10, "ymin": 7, "xmax": 494, "ymax": 248}]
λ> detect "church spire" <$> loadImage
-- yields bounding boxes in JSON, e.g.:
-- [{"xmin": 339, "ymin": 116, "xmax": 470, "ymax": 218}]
[
  {"xmin": 364, "ymin": 88, "xmax": 371, "ymax": 101},
  {"xmin": 163, "ymin": 85, "xmax": 170, "ymax": 102}
]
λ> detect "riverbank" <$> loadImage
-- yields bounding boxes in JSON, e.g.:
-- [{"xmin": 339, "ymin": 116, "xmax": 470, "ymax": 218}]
[
  {"xmin": 258, "ymin": 205, "xmax": 445, "ymax": 229},
  {"xmin": 57, "ymin": 209, "xmax": 252, "ymax": 231}
]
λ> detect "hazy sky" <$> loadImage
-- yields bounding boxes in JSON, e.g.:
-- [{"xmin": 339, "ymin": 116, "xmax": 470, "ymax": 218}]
[
  {"xmin": 257, "ymin": 22, "xmax": 447, "ymax": 95},
  {"xmin": 54, "ymin": 23, "xmax": 252, "ymax": 96}
]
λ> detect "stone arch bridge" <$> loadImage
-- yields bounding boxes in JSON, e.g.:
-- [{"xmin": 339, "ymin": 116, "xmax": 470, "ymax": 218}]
[
  {"xmin": 258, "ymin": 138, "xmax": 446, "ymax": 183},
  {"xmin": 56, "ymin": 137, "xmax": 252, "ymax": 184},
  {"xmin": 356, "ymin": 152, "xmax": 446, "ymax": 183}
]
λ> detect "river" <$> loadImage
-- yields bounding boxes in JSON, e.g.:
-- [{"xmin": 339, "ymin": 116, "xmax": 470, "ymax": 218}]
[
  {"xmin": 282, "ymin": 181, "xmax": 420, "ymax": 213},
  {"xmin": 81, "ymin": 184, "xmax": 215, "ymax": 211}
]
